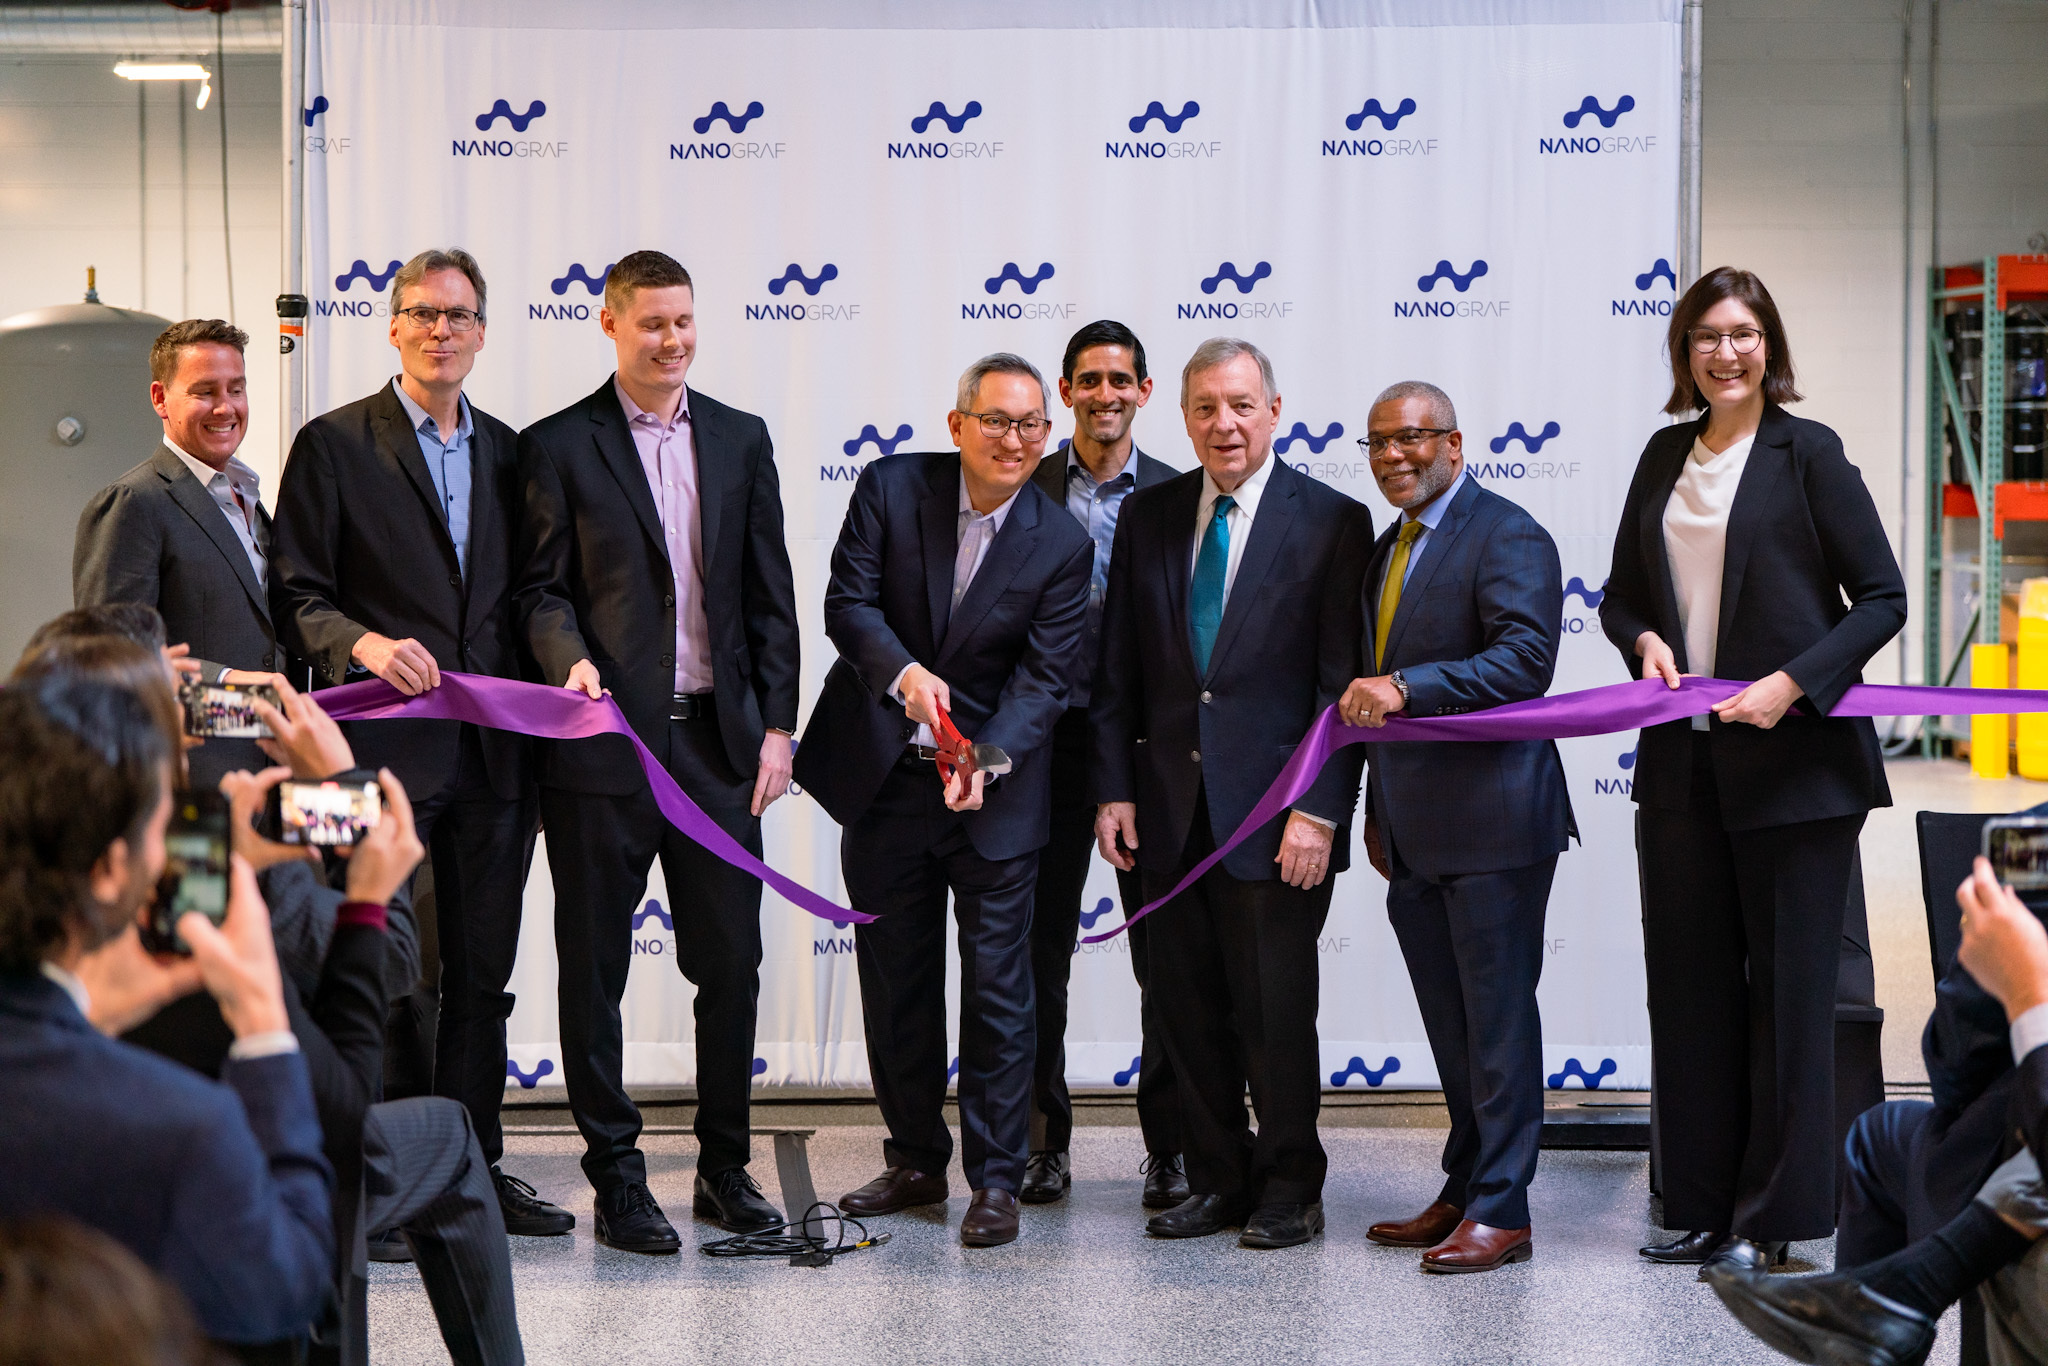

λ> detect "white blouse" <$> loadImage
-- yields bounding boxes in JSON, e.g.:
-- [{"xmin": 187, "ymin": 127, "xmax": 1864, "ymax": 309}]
[{"xmin": 1663, "ymin": 433, "xmax": 1755, "ymax": 726}]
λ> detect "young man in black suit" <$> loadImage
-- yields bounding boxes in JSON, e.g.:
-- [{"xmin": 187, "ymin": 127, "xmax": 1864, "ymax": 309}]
[
  {"xmin": 516, "ymin": 250, "xmax": 800, "ymax": 1252},
  {"xmin": 1021, "ymin": 322, "xmax": 1186, "ymax": 1208},
  {"xmin": 1091, "ymin": 337, "xmax": 1371, "ymax": 1250},
  {"xmin": 794, "ymin": 353, "xmax": 1093, "ymax": 1248},
  {"xmin": 269, "ymin": 247, "xmax": 567, "ymax": 1239},
  {"xmin": 73, "ymin": 319, "xmax": 277, "ymax": 792}
]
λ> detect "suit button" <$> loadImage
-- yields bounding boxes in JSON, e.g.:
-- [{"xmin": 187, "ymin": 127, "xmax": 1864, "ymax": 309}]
[
  {"xmin": 262, "ymin": 653, "xmax": 273, "ymax": 667},
  {"xmin": 664, "ymin": 595, "xmax": 675, "ymax": 608},
  {"xmin": 1200, "ymin": 691, "xmax": 1212, "ymax": 704},
  {"xmin": 660, "ymin": 653, "xmax": 674, "ymax": 668},
  {"xmin": 448, "ymin": 574, "xmax": 460, "ymax": 588},
  {"xmin": 1191, "ymin": 750, "xmax": 1201, "ymax": 763}
]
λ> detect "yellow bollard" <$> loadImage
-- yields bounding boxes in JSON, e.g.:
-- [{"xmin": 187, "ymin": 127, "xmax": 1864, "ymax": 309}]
[
  {"xmin": 2020, "ymin": 579, "xmax": 2048, "ymax": 780},
  {"xmin": 1974, "ymin": 642, "xmax": 2012, "ymax": 779}
]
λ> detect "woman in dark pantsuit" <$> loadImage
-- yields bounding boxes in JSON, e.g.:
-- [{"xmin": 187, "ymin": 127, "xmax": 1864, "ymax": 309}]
[{"xmin": 1600, "ymin": 267, "xmax": 1907, "ymax": 1275}]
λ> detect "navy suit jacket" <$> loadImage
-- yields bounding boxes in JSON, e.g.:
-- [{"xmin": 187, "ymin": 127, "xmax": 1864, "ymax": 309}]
[
  {"xmin": 1343, "ymin": 475, "xmax": 1575, "ymax": 878},
  {"xmin": 1091, "ymin": 457, "xmax": 1373, "ymax": 882},
  {"xmin": 793, "ymin": 451, "xmax": 1093, "ymax": 862},
  {"xmin": 0, "ymin": 971, "xmax": 333, "ymax": 1345}
]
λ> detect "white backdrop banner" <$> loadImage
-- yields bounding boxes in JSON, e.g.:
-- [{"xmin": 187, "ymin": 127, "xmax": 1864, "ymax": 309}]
[{"xmin": 302, "ymin": 0, "xmax": 1682, "ymax": 1096}]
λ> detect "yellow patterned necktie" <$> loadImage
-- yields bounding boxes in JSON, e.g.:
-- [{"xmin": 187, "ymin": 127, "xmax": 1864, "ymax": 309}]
[{"xmin": 1374, "ymin": 520, "xmax": 1425, "ymax": 671}]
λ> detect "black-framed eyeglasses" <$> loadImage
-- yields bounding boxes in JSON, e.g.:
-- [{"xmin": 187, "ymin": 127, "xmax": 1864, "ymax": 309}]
[
  {"xmin": 397, "ymin": 306, "xmax": 482, "ymax": 333},
  {"xmin": 958, "ymin": 410, "xmax": 1052, "ymax": 441},
  {"xmin": 1687, "ymin": 326, "xmax": 1763, "ymax": 355},
  {"xmin": 1359, "ymin": 427, "xmax": 1454, "ymax": 458}
]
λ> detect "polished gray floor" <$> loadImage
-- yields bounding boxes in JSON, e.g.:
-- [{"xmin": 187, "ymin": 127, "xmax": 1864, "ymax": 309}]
[{"xmin": 368, "ymin": 1123, "xmax": 1964, "ymax": 1365}]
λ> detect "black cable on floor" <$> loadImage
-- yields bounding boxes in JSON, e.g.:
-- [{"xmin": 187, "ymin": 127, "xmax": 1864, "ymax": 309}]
[{"xmin": 699, "ymin": 1203, "xmax": 890, "ymax": 1267}]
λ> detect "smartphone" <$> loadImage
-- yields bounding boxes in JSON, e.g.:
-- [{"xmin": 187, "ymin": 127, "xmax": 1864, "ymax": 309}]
[
  {"xmin": 1984, "ymin": 815, "xmax": 2048, "ymax": 891},
  {"xmin": 274, "ymin": 771, "xmax": 383, "ymax": 847},
  {"xmin": 179, "ymin": 678, "xmax": 279, "ymax": 739},
  {"xmin": 138, "ymin": 792, "xmax": 230, "ymax": 956}
]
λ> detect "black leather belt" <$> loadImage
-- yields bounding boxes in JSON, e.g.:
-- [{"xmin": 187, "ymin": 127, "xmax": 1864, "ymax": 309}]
[
  {"xmin": 670, "ymin": 692, "xmax": 715, "ymax": 721},
  {"xmin": 898, "ymin": 744, "xmax": 942, "ymax": 770}
]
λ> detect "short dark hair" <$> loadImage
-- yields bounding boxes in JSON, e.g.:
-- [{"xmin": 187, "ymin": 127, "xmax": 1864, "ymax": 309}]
[
  {"xmin": 148, "ymin": 319, "xmax": 248, "ymax": 386},
  {"xmin": 1062, "ymin": 320, "xmax": 1148, "ymax": 385},
  {"xmin": 1663, "ymin": 266, "xmax": 1802, "ymax": 415},
  {"xmin": 23, "ymin": 605, "xmax": 168, "ymax": 659},
  {"xmin": 0, "ymin": 680, "xmax": 171, "ymax": 972},
  {"xmin": 12, "ymin": 637, "xmax": 185, "ymax": 764},
  {"xmin": 604, "ymin": 250, "xmax": 693, "ymax": 313},
  {"xmin": 956, "ymin": 352, "xmax": 1050, "ymax": 414},
  {"xmin": 392, "ymin": 247, "xmax": 488, "ymax": 321},
  {"xmin": 0, "ymin": 1216, "xmax": 213, "ymax": 1366}
]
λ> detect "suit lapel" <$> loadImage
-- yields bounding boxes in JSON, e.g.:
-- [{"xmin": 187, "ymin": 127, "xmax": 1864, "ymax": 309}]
[
  {"xmin": 152, "ymin": 446, "xmax": 269, "ymax": 622},
  {"xmin": 919, "ymin": 457, "xmax": 960, "ymax": 649},
  {"xmin": 1030, "ymin": 446, "xmax": 1067, "ymax": 506},
  {"xmin": 1362, "ymin": 520, "xmax": 1401, "ymax": 665},
  {"xmin": 1203, "ymin": 460, "xmax": 1298, "ymax": 683},
  {"xmin": 1381, "ymin": 475, "xmax": 1480, "ymax": 669},
  {"xmin": 1713, "ymin": 407, "xmax": 1791, "ymax": 673},
  {"xmin": 1133, "ymin": 446, "xmax": 1173, "ymax": 489},
  {"xmin": 689, "ymin": 390, "xmax": 727, "ymax": 586},
  {"xmin": 939, "ymin": 489, "xmax": 1039, "ymax": 665},
  {"xmin": 588, "ymin": 380, "xmax": 671, "ymax": 567},
  {"xmin": 371, "ymin": 387, "xmax": 459, "ymax": 565},
  {"xmin": 1158, "ymin": 473, "xmax": 1202, "ymax": 686}
]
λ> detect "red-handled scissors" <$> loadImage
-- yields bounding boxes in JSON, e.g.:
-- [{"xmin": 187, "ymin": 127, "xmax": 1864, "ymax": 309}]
[{"xmin": 931, "ymin": 704, "xmax": 1013, "ymax": 789}]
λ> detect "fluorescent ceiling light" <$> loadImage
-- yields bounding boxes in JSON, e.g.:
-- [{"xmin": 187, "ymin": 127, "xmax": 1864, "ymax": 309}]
[{"xmin": 113, "ymin": 62, "xmax": 210, "ymax": 81}]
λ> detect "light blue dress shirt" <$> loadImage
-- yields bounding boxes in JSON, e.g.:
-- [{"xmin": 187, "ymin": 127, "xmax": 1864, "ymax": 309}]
[
  {"xmin": 1062, "ymin": 448, "xmax": 1138, "ymax": 708},
  {"xmin": 390, "ymin": 378, "xmax": 473, "ymax": 577}
]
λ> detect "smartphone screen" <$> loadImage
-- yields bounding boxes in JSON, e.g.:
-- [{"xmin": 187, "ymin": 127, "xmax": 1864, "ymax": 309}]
[
  {"xmin": 278, "ymin": 774, "xmax": 382, "ymax": 847},
  {"xmin": 179, "ymin": 679, "xmax": 279, "ymax": 739},
  {"xmin": 1985, "ymin": 816, "xmax": 2048, "ymax": 891},
  {"xmin": 140, "ymin": 792, "xmax": 230, "ymax": 955}
]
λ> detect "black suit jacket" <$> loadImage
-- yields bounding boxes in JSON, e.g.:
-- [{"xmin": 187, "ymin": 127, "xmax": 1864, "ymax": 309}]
[
  {"xmin": 515, "ymin": 377, "xmax": 799, "ymax": 791},
  {"xmin": 793, "ymin": 451, "xmax": 1093, "ymax": 861},
  {"xmin": 269, "ymin": 384, "xmax": 530, "ymax": 801},
  {"xmin": 1599, "ymin": 406, "xmax": 1907, "ymax": 830},
  {"xmin": 1091, "ymin": 457, "xmax": 1373, "ymax": 882},
  {"xmin": 1341, "ymin": 476, "xmax": 1575, "ymax": 877}
]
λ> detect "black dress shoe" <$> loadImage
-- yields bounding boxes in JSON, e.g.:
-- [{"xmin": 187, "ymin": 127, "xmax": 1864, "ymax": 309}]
[
  {"xmin": 366, "ymin": 1228, "xmax": 413, "ymax": 1264},
  {"xmin": 1019, "ymin": 1151, "xmax": 1071, "ymax": 1205},
  {"xmin": 1240, "ymin": 1201, "xmax": 1324, "ymax": 1249},
  {"xmin": 1140, "ymin": 1153, "xmax": 1191, "ymax": 1210},
  {"xmin": 492, "ymin": 1167, "xmax": 574, "ymax": 1236},
  {"xmin": 1146, "ymin": 1193, "xmax": 1251, "ymax": 1239},
  {"xmin": 1705, "ymin": 1265, "xmax": 1937, "ymax": 1366},
  {"xmin": 693, "ymin": 1167, "xmax": 784, "ymax": 1233},
  {"xmin": 594, "ymin": 1182, "xmax": 681, "ymax": 1255},
  {"xmin": 1700, "ymin": 1234, "xmax": 1790, "ymax": 1281},
  {"xmin": 839, "ymin": 1166, "xmax": 949, "ymax": 1215},
  {"xmin": 1639, "ymin": 1229, "xmax": 1728, "ymax": 1264}
]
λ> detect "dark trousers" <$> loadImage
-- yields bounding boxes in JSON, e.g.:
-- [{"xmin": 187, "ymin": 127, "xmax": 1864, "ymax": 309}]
[
  {"xmin": 1386, "ymin": 849, "xmax": 1556, "ymax": 1230},
  {"xmin": 1031, "ymin": 707, "xmax": 1177, "ymax": 1156},
  {"xmin": 1837, "ymin": 1099, "xmax": 1938, "ymax": 1267},
  {"xmin": 846, "ymin": 764, "xmax": 1038, "ymax": 1194},
  {"xmin": 1639, "ymin": 745, "xmax": 1865, "ymax": 1241},
  {"xmin": 1143, "ymin": 790, "xmax": 1331, "ymax": 1204},
  {"xmin": 542, "ymin": 715, "xmax": 762, "ymax": 1192},
  {"xmin": 407, "ymin": 725, "xmax": 538, "ymax": 1169}
]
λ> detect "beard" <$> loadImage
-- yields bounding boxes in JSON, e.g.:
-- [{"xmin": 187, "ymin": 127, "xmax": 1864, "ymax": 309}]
[
  {"xmin": 1393, "ymin": 457, "xmax": 1458, "ymax": 510},
  {"xmin": 79, "ymin": 854, "xmax": 157, "ymax": 954}
]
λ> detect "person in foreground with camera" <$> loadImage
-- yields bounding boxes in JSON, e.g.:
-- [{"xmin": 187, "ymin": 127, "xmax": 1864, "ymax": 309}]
[
  {"xmin": 1706, "ymin": 856, "xmax": 2048, "ymax": 1366},
  {"xmin": 0, "ymin": 1214, "xmax": 222, "ymax": 1366},
  {"xmin": 0, "ymin": 677, "xmax": 332, "ymax": 1353}
]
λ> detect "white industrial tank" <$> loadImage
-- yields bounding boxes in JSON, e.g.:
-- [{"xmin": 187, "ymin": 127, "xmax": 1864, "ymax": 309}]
[{"xmin": 0, "ymin": 286, "xmax": 170, "ymax": 663}]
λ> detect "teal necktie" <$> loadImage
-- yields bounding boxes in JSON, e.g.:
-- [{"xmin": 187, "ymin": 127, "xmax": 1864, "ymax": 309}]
[{"xmin": 1189, "ymin": 495, "xmax": 1235, "ymax": 674}]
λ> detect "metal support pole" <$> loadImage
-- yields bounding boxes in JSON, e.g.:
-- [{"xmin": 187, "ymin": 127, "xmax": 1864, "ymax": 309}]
[
  {"xmin": 1983, "ymin": 256, "xmax": 2007, "ymax": 644},
  {"xmin": 279, "ymin": 0, "xmax": 308, "ymax": 459},
  {"xmin": 1678, "ymin": 0, "xmax": 1704, "ymax": 289}
]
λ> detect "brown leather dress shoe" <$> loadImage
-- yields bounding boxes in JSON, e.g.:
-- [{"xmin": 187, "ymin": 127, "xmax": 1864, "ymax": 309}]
[
  {"xmin": 1421, "ymin": 1220, "xmax": 1533, "ymax": 1273},
  {"xmin": 1367, "ymin": 1199, "xmax": 1464, "ymax": 1248},
  {"xmin": 838, "ymin": 1166, "xmax": 948, "ymax": 1215},
  {"xmin": 960, "ymin": 1189, "xmax": 1020, "ymax": 1247}
]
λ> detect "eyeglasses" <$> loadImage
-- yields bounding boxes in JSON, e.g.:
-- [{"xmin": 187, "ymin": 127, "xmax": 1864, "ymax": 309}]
[
  {"xmin": 1358, "ymin": 427, "xmax": 1454, "ymax": 458},
  {"xmin": 959, "ymin": 410, "xmax": 1051, "ymax": 441},
  {"xmin": 397, "ymin": 306, "xmax": 481, "ymax": 333},
  {"xmin": 1687, "ymin": 326, "xmax": 1763, "ymax": 355}
]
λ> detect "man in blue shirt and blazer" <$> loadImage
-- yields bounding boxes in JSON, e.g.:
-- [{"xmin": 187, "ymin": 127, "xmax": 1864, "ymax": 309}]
[{"xmin": 1336, "ymin": 380, "xmax": 1574, "ymax": 1274}]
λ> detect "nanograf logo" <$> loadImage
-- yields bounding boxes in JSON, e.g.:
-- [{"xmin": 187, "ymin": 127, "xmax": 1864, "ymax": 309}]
[
  {"xmin": 632, "ymin": 900, "xmax": 673, "ymax": 932},
  {"xmin": 984, "ymin": 262, "xmax": 1055, "ymax": 295},
  {"xmin": 302, "ymin": 95, "xmax": 329, "ymax": 127},
  {"xmin": 1275, "ymin": 422, "xmax": 1345, "ymax": 455},
  {"xmin": 1618, "ymin": 744, "xmax": 1638, "ymax": 772},
  {"xmin": 1417, "ymin": 259, "xmax": 1488, "ymax": 293},
  {"xmin": 1129, "ymin": 100, "xmax": 1200, "ymax": 133},
  {"xmin": 911, "ymin": 101, "xmax": 982, "ymax": 134},
  {"xmin": 767, "ymin": 263, "xmax": 839, "ymax": 296},
  {"xmin": 843, "ymin": 424, "xmax": 913, "ymax": 457},
  {"xmin": 1562, "ymin": 576, "xmax": 1606, "ymax": 610},
  {"xmin": 1078, "ymin": 897, "xmax": 1118, "ymax": 931},
  {"xmin": 334, "ymin": 259, "xmax": 400, "ymax": 293},
  {"xmin": 1200, "ymin": 261, "xmax": 1271, "ymax": 295},
  {"xmin": 549, "ymin": 262, "xmax": 612, "ymax": 296},
  {"xmin": 475, "ymin": 99, "xmax": 547, "ymax": 132},
  {"xmin": 1113, "ymin": 1056, "xmax": 1143, "ymax": 1087},
  {"xmin": 1635, "ymin": 258, "xmax": 1678, "ymax": 291},
  {"xmin": 1345, "ymin": 97, "xmax": 1416, "ymax": 131},
  {"xmin": 694, "ymin": 100, "xmax": 764, "ymax": 134},
  {"xmin": 1330, "ymin": 1056, "xmax": 1402, "ymax": 1087},
  {"xmin": 1490, "ymin": 420, "xmax": 1561, "ymax": 454},
  {"xmin": 506, "ymin": 1058, "xmax": 554, "ymax": 1089},
  {"xmin": 1548, "ymin": 1057, "xmax": 1618, "ymax": 1089},
  {"xmin": 1562, "ymin": 95, "xmax": 1635, "ymax": 129},
  {"xmin": 751, "ymin": 1057, "xmax": 769, "ymax": 1078}
]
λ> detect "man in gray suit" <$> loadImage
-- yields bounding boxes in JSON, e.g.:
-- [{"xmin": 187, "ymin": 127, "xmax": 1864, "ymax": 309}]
[{"xmin": 73, "ymin": 318, "xmax": 277, "ymax": 792}]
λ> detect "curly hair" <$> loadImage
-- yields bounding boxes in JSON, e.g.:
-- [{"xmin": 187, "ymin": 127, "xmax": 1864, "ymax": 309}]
[{"xmin": 0, "ymin": 681, "xmax": 170, "ymax": 972}]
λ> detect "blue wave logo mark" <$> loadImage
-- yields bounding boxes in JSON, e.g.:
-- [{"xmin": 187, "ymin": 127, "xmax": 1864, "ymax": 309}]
[
  {"xmin": 1617, "ymin": 744, "xmax": 1638, "ymax": 772},
  {"xmin": 1129, "ymin": 100, "xmax": 1200, "ymax": 133},
  {"xmin": 767, "ymin": 263, "xmax": 839, "ymax": 297},
  {"xmin": 843, "ymin": 423, "xmax": 912, "ymax": 457},
  {"xmin": 830, "ymin": 919, "xmax": 854, "ymax": 931},
  {"xmin": 946, "ymin": 1056, "xmax": 961, "ymax": 1083},
  {"xmin": 911, "ymin": 101, "xmax": 982, "ymax": 134},
  {"xmin": 475, "ymin": 99, "xmax": 547, "ymax": 132},
  {"xmin": 1345, "ymin": 97, "xmax": 1416, "ymax": 131},
  {"xmin": 1548, "ymin": 1057, "xmax": 1618, "ymax": 1089},
  {"xmin": 506, "ymin": 1058, "xmax": 554, "ymax": 1089},
  {"xmin": 751, "ymin": 1057, "xmax": 768, "ymax": 1078},
  {"xmin": 632, "ymin": 900, "xmax": 672, "ymax": 932},
  {"xmin": 1078, "ymin": 897, "xmax": 1118, "ymax": 931},
  {"xmin": 1331, "ymin": 1056, "xmax": 1402, "ymax": 1087},
  {"xmin": 1562, "ymin": 576, "xmax": 1605, "ymax": 610},
  {"xmin": 1489, "ymin": 420, "xmax": 1561, "ymax": 454},
  {"xmin": 1635, "ymin": 258, "xmax": 1677, "ymax": 291},
  {"xmin": 1417, "ymin": 259, "xmax": 1488, "ymax": 294},
  {"xmin": 550, "ymin": 262, "xmax": 612, "ymax": 296},
  {"xmin": 984, "ymin": 262, "xmax": 1055, "ymax": 296},
  {"xmin": 1201, "ymin": 261, "xmax": 1272, "ymax": 295},
  {"xmin": 302, "ymin": 95, "xmax": 329, "ymax": 127},
  {"xmin": 1562, "ymin": 95, "xmax": 1635, "ymax": 129},
  {"xmin": 1275, "ymin": 422, "xmax": 1345, "ymax": 455},
  {"xmin": 1113, "ymin": 1055, "xmax": 1143, "ymax": 1087},
  {"xmin": 694, "ymin": 100, "xmax": 764, "ymax": 135},
  {"xmin": 334, "ymin": 259, "xmax": 401, "ymax": 293}
]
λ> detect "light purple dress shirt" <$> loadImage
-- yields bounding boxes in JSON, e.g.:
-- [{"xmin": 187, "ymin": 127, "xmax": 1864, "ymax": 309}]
[{"xmin": 614, "ymin": 376, "xmax": 714, "ymax": 694}]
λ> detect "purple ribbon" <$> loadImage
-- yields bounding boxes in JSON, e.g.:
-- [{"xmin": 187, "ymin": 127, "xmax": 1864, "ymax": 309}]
[
  {"xmin": 1080, "ymin": 677, "xmax": 2048, "ymax": 944},
  {"xmin": 316, "ymin": 672, "xmax": 873, "ymax": 926}
]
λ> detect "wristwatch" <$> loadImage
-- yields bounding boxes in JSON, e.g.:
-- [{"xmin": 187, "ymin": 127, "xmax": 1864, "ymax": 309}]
[{"xmin": 1389, "ymin": 671, "xmax": 1411, "ymax": 709}]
